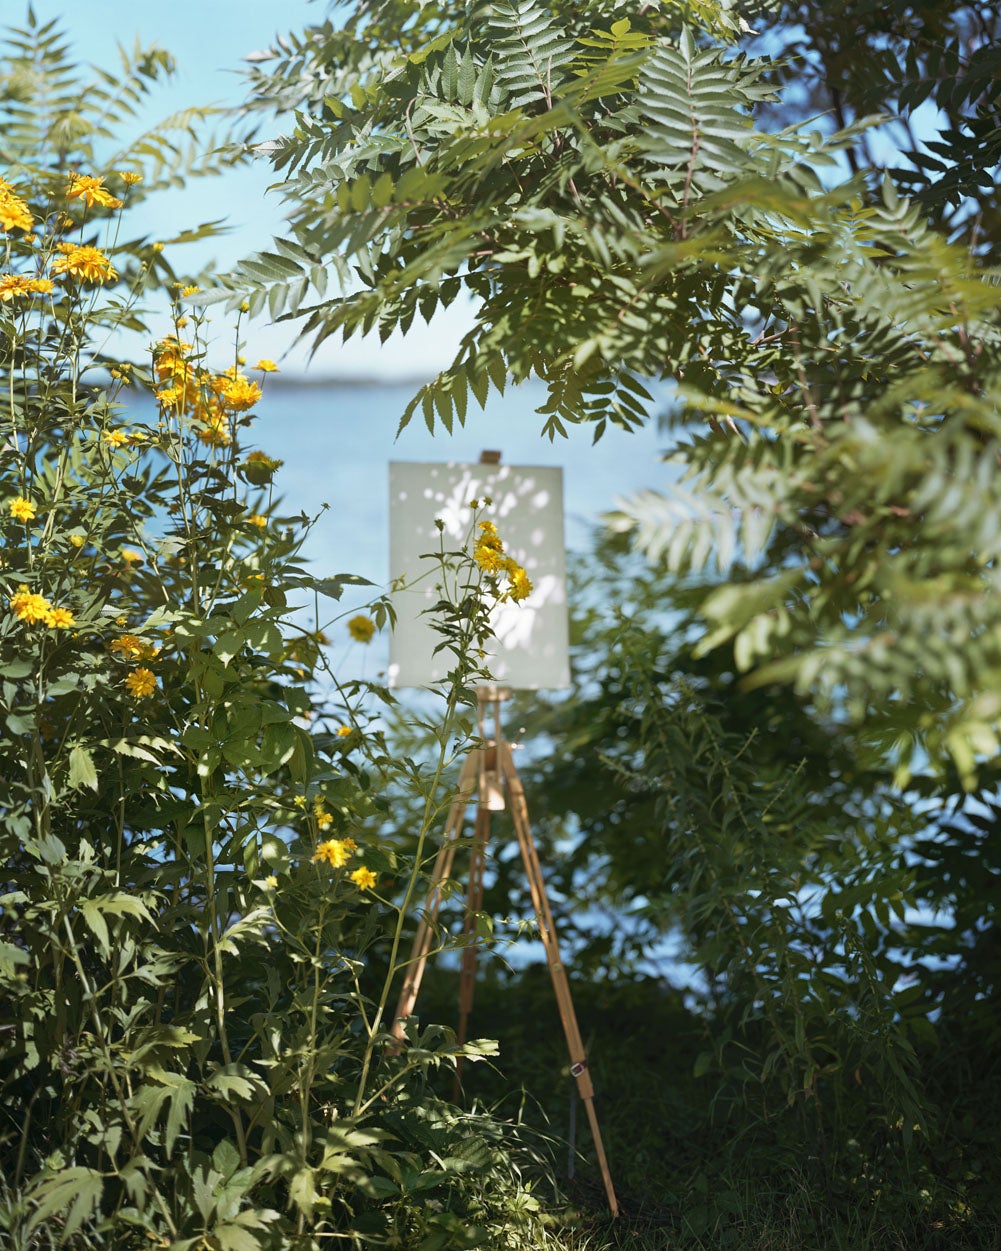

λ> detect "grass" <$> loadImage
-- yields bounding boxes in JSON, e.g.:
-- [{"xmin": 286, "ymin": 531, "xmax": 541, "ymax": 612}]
[{"xmin": 409, "ymin": 963, "xmax": 1001, "ymax": 1251}]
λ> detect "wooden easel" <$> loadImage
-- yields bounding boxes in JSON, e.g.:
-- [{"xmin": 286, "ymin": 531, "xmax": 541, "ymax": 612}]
[{"xmin": 391, "ymin": 688, "xmax": 619, "ymax": 1217}]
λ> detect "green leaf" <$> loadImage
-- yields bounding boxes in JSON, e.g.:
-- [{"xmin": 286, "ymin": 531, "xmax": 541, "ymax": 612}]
[
  {"xmin": 0, "ymin": 939, "xmax": 30, "ymax": 978},
  {"xmin": 67, "ymin": 744, "xmax": 99, "ymax": 791},
  {"xmin": 28, "ymin": 1167, "xmax": 103, "ymax": 1240}
]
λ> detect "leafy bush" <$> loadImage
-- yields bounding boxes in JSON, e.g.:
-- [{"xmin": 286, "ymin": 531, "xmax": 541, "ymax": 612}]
[{"xmin": 0, "ymin": 19, "xmax": 554, "ymax": 1250}]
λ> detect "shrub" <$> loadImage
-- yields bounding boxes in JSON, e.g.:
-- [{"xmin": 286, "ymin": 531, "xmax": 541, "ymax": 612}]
[{"xmin": 0, "ymin": 19, "xmax": 551, "ymax": 1250}]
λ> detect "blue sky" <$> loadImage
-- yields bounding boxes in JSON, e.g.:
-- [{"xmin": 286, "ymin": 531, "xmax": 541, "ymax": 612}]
[{"xmin": 21, "ymin": 0, "xmax": 475, "ymax": 379}]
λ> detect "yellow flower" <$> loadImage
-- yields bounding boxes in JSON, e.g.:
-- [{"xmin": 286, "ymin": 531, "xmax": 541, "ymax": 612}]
[
  {"xmin": 474, "ymin": 543, "xmax": 505, "ymax": 574},
  {"xmin": 197, "ymin": 423, "xmax": 232, "ymax": 448},
  {"xmin": 46, "ymin": 606, "xmax": 75, "ymax": 629},
  {"xmin": 9, "ymin": 496, "xmax": 36, "ymax": 522},
  {"xmin": 156, "ymin": 384, "xmax": 185, "ymax": 410},
  {"xmin": 350, "ymin": 866, "xmax": 378, "ymax": 890},
  {"xmin": 102, "ymin": 428, "xmax": 129, "ymax": 448},
  {"xmin": 220, "ymin": 375, "xmax": 262, "ymax": 412},
  {"xmin": 118, "ymin": 170, "xmax": 143, "ymax": 186},
  {"xmin": 507, "ymin": 563, "xmax": 533, "ymax": 603},
  {"xmin": 124, "ymin": 668, "xmax": 157, "ymax": 698},
  {"xmin": 264, "ymin": 874, "xmax": 278, "ymax": 889},
  {"xmin": 10, "ymin": 586, "xmax": 52, "ymax": 624},
  {"xmin": 154, "ymin": 338, "xmax": 192, "ymax": 377},
  {"xmin": 337, "ymin": 724, "xmax": 353, "ymax": 738},
  {"xmin": 473, "ymin": 520, "xmax": 505, "ymax": 572},
  {"xmin": 247, "ymin": 514, "xmax": 268, "ymax": 528},
  {"xmin": 254, "ymin": 359, "xmax": 279, "ymax": 373},
  {"xmin": 111, "ymin": 633, "xmax": 158, "ymax": 662},
  {"xmin": 121, "ymin": 549, "xmax": 144, "ymax": 565},
  {"xmin": 0, "ymin": 179, "xmax": 33, "ymax": 233},
  {"xmin": 0, "ymin": 274, "xmax": 53, "ymax": 301},
  {"xmin": 313, "ymin": 838, "xmax": 353, "ymax": 868},
  {"xmin": 65, "ymin": 174, "xmax": 123, "ymax": 210},
  {"xmin": 180, "ymin": 284, "xmax": 200, "ymax": 297},
  {"xmin": 69, "ymin": 534, "xmax": 85, "ymax": 548},
  {"xmin": 52, "ymin": 243, "xmax": 117, "ymax": 284},
  {"xmin": 348, "ymin": 615, "xmax": 376, "ymax": 644}
]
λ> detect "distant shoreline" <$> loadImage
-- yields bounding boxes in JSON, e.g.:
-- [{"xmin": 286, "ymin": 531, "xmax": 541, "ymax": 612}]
[
  {"xmin": 262, "ymin": 375, "xmax": 429, "ymax": 390},
  {"xmin": 114, "ymin": 374, "xmax": 440, "ymax": 393}
]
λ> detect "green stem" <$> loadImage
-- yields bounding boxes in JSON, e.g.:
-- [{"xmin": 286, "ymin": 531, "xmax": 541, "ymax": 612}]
[
  {"xmin": 351, "ymin": 531, "xmax": 492, "ymax": 1115},
  {"xmin": 60, "ymin": 909, "xmax": 178, "ymax": 1238}
]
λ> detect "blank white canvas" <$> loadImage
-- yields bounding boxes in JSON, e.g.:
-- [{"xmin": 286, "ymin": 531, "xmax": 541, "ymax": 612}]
[{"xmin": 388, "ymin": 461, "xmax": 570, "ymax": 689}]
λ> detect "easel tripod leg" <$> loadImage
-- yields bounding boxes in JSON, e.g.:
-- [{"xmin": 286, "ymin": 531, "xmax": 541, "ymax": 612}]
[
  {"xmin": 392, "ymin": 753, "xmax": 478, "ymax": 1042},
  {"xmin": 455, "ymin": 802, "xmax": 490, "ymax": 1096},
  {"xmin": 500, "ymin": 743, "xmax": 619, "ymax": 1218}
]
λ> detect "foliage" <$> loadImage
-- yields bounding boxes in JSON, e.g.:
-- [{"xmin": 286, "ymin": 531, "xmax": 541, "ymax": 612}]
[
  {"xmin": 746, "ymin": 0, "xmax": 1001, "ymax": 226},
  {"xmin": 401, "ymin": 538, "xmax": 1001, "ymax": 1244},
  {"xmin": 229, "ymin": 0, "xmax": 1001, "ymax": 786},
  {"xmin": 0, "ymin": 18, "xmax": 555, "ymax": 1250},
  {"xmin": 0, "ymin": 10, "xmax": 251, "ymax": 276},
  {"xmin": 219, "ymin": 6, "xmax": 1001, "ymax": 1243}
]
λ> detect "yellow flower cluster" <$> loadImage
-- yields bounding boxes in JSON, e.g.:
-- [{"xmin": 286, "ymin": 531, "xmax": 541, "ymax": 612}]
[
  {"xmin": 51, "ymin": 243, "xmax": 117, "ymax": 284},
  {"xmin": 110, "ymin": 633, "xmax": 159, "ymax": 662},
  {"xmin": 0, "ymin": 177, "xmax": 33, "ymax": 234},
  {"xmin": 0, "ymin": 274, "xmax": 53, "ymax": 302},
  {"xmin": 0, "ymin": 168, "xmax": 121, "ymax": 299},
  {"xmin": 153, "ymin": 339, "xmax": 272, "ymax": 446},
  {"xmin": 313, "ymin": 797, "xmax": 334, "ymax": 831},
  {"xmin": 473, "ymin": 521, "xmax": 533, "ymax": 602},
  {"xmin": 348, "ymin": 615, "xmax": 376, "ymax": 644},
  {"xmin": 111, "ymin": 633, "xmax": 160, "ymax": 698},
  {"xmin": 9, "ymin": 585, "xmax": 74, "ymax": 629},
  {"xmin": 313, "ymin": 837, "xmax": 357, "ymax": 867},
  {"xmin": 311, "ymin": 837, "xmax": 377, "ymax": 889}
]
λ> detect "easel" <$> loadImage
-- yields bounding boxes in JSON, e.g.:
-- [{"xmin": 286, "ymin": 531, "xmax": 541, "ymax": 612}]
[{"xmin": 391, "ymin": 687, "xmax": 619, "ymax": 1218}]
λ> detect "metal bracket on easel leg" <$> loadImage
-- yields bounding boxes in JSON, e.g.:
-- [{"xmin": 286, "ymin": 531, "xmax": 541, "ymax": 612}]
[{"xmin": 391, "ymin": 691, "xmax": 620, "ymax": 1218}]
